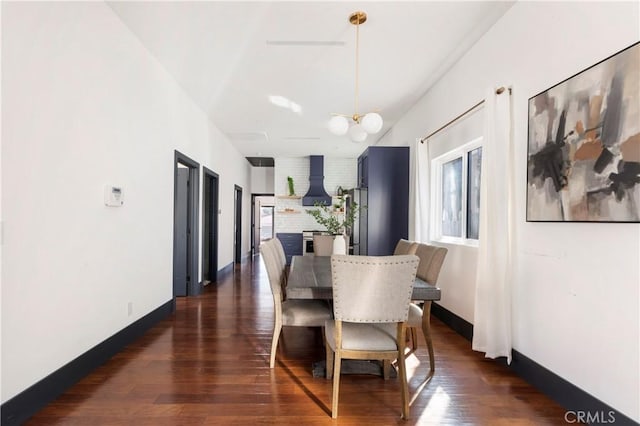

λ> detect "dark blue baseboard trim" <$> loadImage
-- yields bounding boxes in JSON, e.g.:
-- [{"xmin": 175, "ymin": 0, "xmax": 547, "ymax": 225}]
[
  {"xmin": 431, "ymin": 302, "xmax": 473, "ymax": 341},
  {"xmin": 1, "ymin": 299, "xmax": 174, "ymax": 426},
  {"xmin": 217, "ymin": 262, "xmax": 234, "ymax": 281},
  {"xmin": 190, "ymin": 280, "xmax": 203, "ymax": 296},
  {"xmin": 431, "ymin": 303, "xmax": 637, "ymax": 426}
]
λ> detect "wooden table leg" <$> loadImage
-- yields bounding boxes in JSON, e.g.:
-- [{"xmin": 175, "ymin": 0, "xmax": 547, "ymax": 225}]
[{"xmin": 421, "ymin": 301, "xmax": 435, "ymax": 373}]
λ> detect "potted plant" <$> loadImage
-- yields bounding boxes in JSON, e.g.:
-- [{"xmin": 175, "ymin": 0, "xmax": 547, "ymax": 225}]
[
  {"xmin": 306, "ymin": 196, "xmax": 360, "ymax": 254},
  {"xmin": 287, "ymin": 176, "xmax": 295, "ymax": 196}
]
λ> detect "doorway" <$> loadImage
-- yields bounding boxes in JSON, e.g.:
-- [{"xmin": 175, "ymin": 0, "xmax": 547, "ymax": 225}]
[
  {"xmin": 202, "ymin": 167, "xmax": 219, "ymax": 284},
  {"xmin": 234, "ymin": 185, "xmax": 243, "ymax": 264},
  {"xmin": 251, "ymin": 194, "xmax": 275, "ymax": 255},
  {"xmin": 173, "ymin": 151, "xmax": 200, "ymax": 297}
]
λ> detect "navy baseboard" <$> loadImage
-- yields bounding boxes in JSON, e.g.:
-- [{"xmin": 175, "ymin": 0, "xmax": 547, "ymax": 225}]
[
  {"xmin": 431, "ymin": 303, "xmax": 638, "ymax": 426},
  {"xmin": 431, "ymin": 302, "xmax": 473, "ymax": 341},
  {"xmin": 1, "ymin": 299, "xmax": 174, "ymax": 426},
  {"xmin": 190, "ymin": 279, "xmax": 203, "ymax": 296},
  {"xmin": 217, "ymin": 262, "xmax": 234, "ymax": 281}
]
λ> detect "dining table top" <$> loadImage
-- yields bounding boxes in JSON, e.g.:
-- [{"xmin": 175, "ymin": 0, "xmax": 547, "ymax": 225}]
[{"xmin": 286, "ymin": 255, "xmax": 441, "ymax": 301}]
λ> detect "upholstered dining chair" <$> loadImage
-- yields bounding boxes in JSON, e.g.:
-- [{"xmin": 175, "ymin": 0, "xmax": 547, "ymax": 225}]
[
  {"xmin": 407, "ymin": 243, "xmax": 448, "ymax": 372},
  {"xmin": 325, "ymin": 254, "xmax": 419, "ymax": 419},
  {"xmin": 260, "ymin": 239, "xmax": 332, "ymax": 368},
  {"xmin": 313, "ymin": 235, "xmax": 334, "ymax": 256},
  {"xmin": 273, "ymin": 237, "xmax": 287, "ymax": 270},
  {"xmin": 272, "ymin": 236, "xmax": 288, "ymax": 285},
  {"xmin": 393, "ymin": 239, "xmax": 421, "ymax": 350},
  {"xmin": 394, "ymin": 239, "xmax": 418, "ymax": 256}
]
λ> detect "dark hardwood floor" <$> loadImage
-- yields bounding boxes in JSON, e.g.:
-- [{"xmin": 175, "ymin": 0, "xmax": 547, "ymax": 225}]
[{"xmin": 26, "ymin": 256, "xmax": 571, "ymax": 425}]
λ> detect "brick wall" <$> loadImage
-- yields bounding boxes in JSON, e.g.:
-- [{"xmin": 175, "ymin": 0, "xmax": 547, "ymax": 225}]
[{"xmin": 274, "ymin": 156, "xmax": 357, "ymax": 233}]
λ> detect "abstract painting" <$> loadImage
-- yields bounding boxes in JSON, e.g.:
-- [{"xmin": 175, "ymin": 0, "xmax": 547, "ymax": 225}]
[{"xmin": 527, "ymin": 42, "xmax": 640, "ymax": 222}]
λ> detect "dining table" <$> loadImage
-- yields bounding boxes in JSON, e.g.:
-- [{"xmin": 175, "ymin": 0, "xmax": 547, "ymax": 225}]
[
  {"xmin": 286, "ymin": 254, "xmax": 442, "ymax": 377},
  {"xmin": 287, "ymin": 255, "xmax": 441, "ymax": 301}
]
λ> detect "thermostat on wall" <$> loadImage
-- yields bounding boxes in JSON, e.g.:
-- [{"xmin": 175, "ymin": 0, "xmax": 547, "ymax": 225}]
[{"xmin": 104, "ymin": 185, "xmax": 124, "ymax": 207}]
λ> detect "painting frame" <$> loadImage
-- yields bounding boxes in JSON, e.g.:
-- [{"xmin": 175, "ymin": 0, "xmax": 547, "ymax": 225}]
[{"xmin": 526, "ymin": 42, "xmax": 640, "ymax": 223}]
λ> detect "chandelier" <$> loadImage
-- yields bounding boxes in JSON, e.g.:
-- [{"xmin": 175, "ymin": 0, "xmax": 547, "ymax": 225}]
[{"xmin": 328, "ymin": 11, "xmax": 383, "ymax": 143}]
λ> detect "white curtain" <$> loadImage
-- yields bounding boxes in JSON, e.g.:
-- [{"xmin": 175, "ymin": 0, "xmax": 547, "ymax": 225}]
[
  {"xmin": 412, "ymin": 137, "xmax": 431, "ymax": 242},
  {"xmin": 472, "ymin": 87, "xmax": 514, "ymax": 364}
]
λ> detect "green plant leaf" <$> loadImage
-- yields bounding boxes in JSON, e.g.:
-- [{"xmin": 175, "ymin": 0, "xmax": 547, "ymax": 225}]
[{"xmin": 306, "ymin": 198, "xmax": 360, "ymax": 235}]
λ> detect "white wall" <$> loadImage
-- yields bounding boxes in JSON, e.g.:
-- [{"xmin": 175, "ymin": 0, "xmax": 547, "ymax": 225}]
[
  {"xmin": 1, "ymin": 2, "xmax": 251, "ymax": 402},
  {"xmin": 379, "ymin": 1, "xmax": 639, "ymax": 421},
  {"xmin": 273, "ymin": 156, "xmax": 357, "ymax": 233},
  {"xmin": 250, "ymin": 166, "xmax": 274, "ymax": 194}
]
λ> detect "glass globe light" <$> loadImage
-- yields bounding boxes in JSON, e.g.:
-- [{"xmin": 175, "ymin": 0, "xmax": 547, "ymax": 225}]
[
  {"xmin": 361, "ymin": 112, "xmax": 383, "ymax": 134},
  {"xmin": 328, "ymin": 115, "xmax": 349, "ymax": 135},
  {"xmin": 348, "ymin": 123, "xmax": 367, "ymax": 143}
]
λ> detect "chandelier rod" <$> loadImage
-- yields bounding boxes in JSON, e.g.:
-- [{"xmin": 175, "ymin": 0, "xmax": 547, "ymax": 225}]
[
  {"xmin": 354, "ymin": 16, "xmax": 360, "ymax": 121},
  {"xmin": 327, "ymin": 11, "xmax": 383, "ymax": 142}
]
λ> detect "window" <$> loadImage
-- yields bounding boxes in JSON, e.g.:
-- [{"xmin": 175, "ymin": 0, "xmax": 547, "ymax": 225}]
[
  {"xmin": 431, "ymin": 137, "xmax": 482, "ymax": 244},
  {"xmin": 466, "ymin": 146, "xmax": 482, "ymax": 239},
  {"xmin": 442, "ymin": 157, "xmax": 463, "ymax": 237}
]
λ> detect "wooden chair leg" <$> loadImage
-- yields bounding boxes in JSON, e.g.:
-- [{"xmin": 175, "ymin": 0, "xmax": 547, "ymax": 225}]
[
  {"xmin": 397, "ymin": 324, "xmax": 410, "ymax": 420},
  {"xmin": 325, "ymin": 339, "xmax": 334, "ymax": 379},
  {"xmin": 270, "ymin": 321, "xmax": 282, "ymax": 368},
  {"xmin": 421, "ymin": 301, "xmax": 435, "ymax": 373},
  {"xmin": 410, "ymin": 327, "xmax": 418, "ymax": 351},
  {"xmin": 383, "ymin": 360, "xmax": 391, "ymax": 380},
  {"xmin": 331, "ymin": 353, "xmax": 342, "ymax": 418}
]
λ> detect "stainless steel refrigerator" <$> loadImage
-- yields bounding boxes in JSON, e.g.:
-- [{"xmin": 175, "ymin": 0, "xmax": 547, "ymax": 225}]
[{"xmin": 346, "ymin": 188, "xmax": 367, "ymax": 255}]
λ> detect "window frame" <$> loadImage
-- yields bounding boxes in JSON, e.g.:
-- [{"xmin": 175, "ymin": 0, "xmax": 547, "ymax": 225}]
[{"xmin": 430, "ymin": 136, "xmax": 483, "ymax": 247}]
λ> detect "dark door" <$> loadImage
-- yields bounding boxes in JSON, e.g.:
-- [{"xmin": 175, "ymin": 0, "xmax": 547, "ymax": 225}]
[
  {"xmin": 234, "ymin": 185, "xmax": 243, "ymax": 264},
  {"xmin": 173, "ymin": 151, "xmax": 200, "ymax": 297},
  {"xmin": 202, "ymin": 168, "xmax": 219, "ymax": 283},
  {"xmin": 251, "ymin": 195, "xmax": 257, "ymax": 255},
  {"xmin": 173, "ymin": 167, "xmax": 189, "ymax": 296}
]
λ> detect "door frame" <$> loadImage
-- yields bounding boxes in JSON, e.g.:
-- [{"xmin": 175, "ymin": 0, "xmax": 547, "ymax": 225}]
[
  {"xmin": 251, "ymin": 193, "xmax": 275, "ymax": 255},
  {"xmin": 202, "ymin": 167, "xmax": 219, "ymax": 284},
  {"xmin": 234, "ymin": 185, "xmax": 243, "ymax": 264},
  {"xmin": 173, "ymin": 150, "xmax": 200, "ymax": 297}
]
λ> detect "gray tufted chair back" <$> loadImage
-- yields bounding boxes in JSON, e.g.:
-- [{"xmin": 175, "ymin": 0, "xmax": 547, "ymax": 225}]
[
  {"xmin": 313, "ymin": 235, "xmax": 334, "ymax": 256},
  {"xmin": 272, "ymin": 237, "xmax": 287, "ymax": 270},
  {"xmin": 260, "ymin": 239, "xmax": 285, "ymax": 301},
  {"xmin": 393, "ymin": 239, "xmax": 418, "ymax": 256},
  {"xmin": 330, "ymin": 255, "xmax": 419, "ymax": 323},
  {"xmin": 414, "ymin": 244, "xmax": 448, "ymax": 284}
]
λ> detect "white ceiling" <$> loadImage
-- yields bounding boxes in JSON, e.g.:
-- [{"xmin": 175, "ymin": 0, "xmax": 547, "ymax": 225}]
[{"xmin": 107, "ymin": 1, "xmax": 514, "ymax": 159}]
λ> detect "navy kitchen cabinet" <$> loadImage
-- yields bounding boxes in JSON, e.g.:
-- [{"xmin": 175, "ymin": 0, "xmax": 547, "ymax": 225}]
[
  {"xmin": 357, "ymin": 154, "xmax": 369, "ymax": 188},
  {"xmin": 276, "ymin": 233, "xmax": 302, "ymax": 265},
  {"xmin": 356, "ymin": 146, "xmax": 409, "ymax": 256}
]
